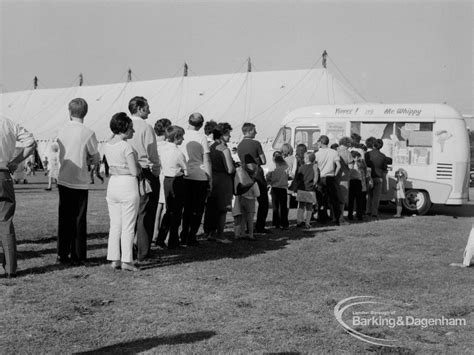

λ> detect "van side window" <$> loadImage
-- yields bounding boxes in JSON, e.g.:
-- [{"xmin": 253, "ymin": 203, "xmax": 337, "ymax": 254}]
[{"xmin": 272, "ymin": 127, "xmax": 291, "ymax": 150}]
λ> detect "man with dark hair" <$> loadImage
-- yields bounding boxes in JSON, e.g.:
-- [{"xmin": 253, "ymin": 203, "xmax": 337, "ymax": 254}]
[
  {"xmin": 57, "ymin": 98, "xmax": 100, "ymax": 264},
  {"xmin": 365, "ymin": 138, "xmax": 392, "ymax": 219},
  {"xmin": 237, "ymin": 122, "xmax": 270, "ymax": 234},
  {"xmin": 315, "ymin": 135, "xmax": 341, "ymax": 225},
  {"xmin": 0, "ymin": 116, "xmax": 36, "ymax": 277},
  {"xmin": 127, "ymin": 96, "xmax": 160, "ymax": 261},
  {"xmin": 179, "ymin": 112, "xmax": 212, "ymax": 246}
]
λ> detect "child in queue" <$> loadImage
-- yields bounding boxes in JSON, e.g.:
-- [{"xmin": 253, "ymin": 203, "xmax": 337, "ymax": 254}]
[
  {"xmin": 393, "ymin": 168, "xmax": 407, "ymax": 218},
  {"xmin": 105, "ymin": 112, "xmax": 140, "ymax": 271},
  {"xmin": 155, "ymin": 125, "xmax": 187, "ymax": 249},
  {"xmin": 266, "ymin": 154, "xmax": 289, "ymax": 229},
  {"xmin": 295, "ymin": 152, "xmax": 319, "ymax": 228},
  {"xmin": 233, "ymin": 163, "xmax": 260, "ymax": 240}
]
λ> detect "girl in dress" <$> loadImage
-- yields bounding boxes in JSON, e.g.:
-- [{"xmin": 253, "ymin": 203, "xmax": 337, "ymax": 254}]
[
  {"xmin": 105, "ymin": 112, "xmax": 140, "ymax": 271},
  {"xmin": 393, "ymin": 168, "xmax": 407, "ymax": 218}
]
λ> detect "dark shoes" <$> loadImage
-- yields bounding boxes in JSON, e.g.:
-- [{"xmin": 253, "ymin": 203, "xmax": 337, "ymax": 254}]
[{"xmin": 255, "ymin": 228, "xmax": 272, "ymax": 234}]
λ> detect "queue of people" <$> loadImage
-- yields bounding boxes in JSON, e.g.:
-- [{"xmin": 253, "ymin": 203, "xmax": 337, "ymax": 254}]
[{"xmin": 0, "ymin": 96, "xmax": 394, "ymax": 277}]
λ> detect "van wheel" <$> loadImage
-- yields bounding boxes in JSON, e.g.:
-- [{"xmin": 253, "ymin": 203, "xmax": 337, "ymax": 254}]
[{"xmin": 402, "ymin": 189, "xmax": 431, "ymax": 215}]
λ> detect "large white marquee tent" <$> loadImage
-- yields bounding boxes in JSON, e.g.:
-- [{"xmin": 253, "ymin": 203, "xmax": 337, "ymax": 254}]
[{"xmin": 0, "ymin": 68, "xmax": 365, "ymax": 157}]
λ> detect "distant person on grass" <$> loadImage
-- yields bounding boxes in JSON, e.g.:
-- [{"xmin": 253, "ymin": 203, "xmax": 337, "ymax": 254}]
[
  {"xmin": 127, "ymin": 96, "xmax": 161, "ymax": 261},
  {"xmin": 45, "ymin": 143, "xmax": 60, "ymax": 191},
  {"xmin": 237, "ymin": 122, "xmax": 270, "ymax": 234},
  {"xmin": 57, "ymin": 98, "xmax": 100, "ymax": 265},
  {"xmin": 0, "ymin": 116, "xmax": 36, "ymax": 278},
  {"xmin": 105, "ymin": 112, "xmax": 140, "ymax": 271}
]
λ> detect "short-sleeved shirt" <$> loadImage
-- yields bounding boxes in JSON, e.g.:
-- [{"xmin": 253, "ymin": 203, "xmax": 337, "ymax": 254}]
[
  {"xmin": 237, "ymin": 138, "xmax": 265, "ymax": 181},
  {"xmin": 0, "ymin": 116, "xmax": 36, "ymax": 170},
  {"xmin": 179, "ymin": 129, "xmax": 210, "ymax": 181},
  {"xmin": 315, "ymin": 147, "xmax": 340, "ymax": 178},
  {"xmin": 127, "ymin": 117, "xmax": 160, "ymax": 171},
  {"xmin": 57, "ymin": 121, "xmax": 99, "ymax": 189},
  {"xmin": 237, "ymin": 138, "xmax": 264, "ymax": 166},
  {"xmin": 160, "ymin": 142, "xmax": 187, "ymax": 177},
  {"xmin": 105, "ymin": 140, "xmax": 136, "ymax": 175}
]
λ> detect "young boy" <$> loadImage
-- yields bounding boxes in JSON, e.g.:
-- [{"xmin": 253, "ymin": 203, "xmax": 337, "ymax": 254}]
[
  {"xmin": 156, "ymin": 125, "xmax": 188, "ymax": 249},
  {"xmin": 266, "ymin": 154, "xmax": 289, "ymax": 229},
  {"xmin": 233, "ymin": 163, "xmax": 260, "ymax": 240}
]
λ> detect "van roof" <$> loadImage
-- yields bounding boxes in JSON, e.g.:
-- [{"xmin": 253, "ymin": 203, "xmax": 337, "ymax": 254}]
[{"xmin": 281, "ymin": 103, "xmax": 463, "ymax": 125}]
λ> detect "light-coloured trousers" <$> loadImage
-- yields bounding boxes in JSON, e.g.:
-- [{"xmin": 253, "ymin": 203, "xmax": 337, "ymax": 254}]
[{"xmin": 106, "ymin": 175, "xmax": 139, "ymax": 263}]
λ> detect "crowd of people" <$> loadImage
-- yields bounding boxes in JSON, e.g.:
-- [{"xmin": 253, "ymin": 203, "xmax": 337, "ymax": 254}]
[{"xmin": 0, "ymin": 96, "xmax": 399, "ymax": 277}]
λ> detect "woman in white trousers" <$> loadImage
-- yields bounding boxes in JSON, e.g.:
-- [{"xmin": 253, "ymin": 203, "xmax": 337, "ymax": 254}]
[{"xmin": 105, "ymin": 112, "xmax": 140, "ymax": 271}]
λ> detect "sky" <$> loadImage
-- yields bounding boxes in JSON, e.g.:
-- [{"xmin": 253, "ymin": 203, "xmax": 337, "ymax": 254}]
[{"xmin": 0, "ymin": 0, "xmax": 473, "ymax": 114}]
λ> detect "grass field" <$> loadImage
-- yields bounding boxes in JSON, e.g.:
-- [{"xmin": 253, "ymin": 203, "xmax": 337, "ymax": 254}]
[{"xmin": 1, "ymin": 175, "xmax": 473, "ymax": 354}]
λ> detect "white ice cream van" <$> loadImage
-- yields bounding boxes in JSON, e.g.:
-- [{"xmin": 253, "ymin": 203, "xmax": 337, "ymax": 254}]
[{"xmin": 271, "ymin": 103, "xmax": 470, "ymax": 214}]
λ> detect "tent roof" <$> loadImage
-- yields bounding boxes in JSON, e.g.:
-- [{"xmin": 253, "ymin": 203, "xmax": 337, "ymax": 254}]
[{"xmin": 0, "ymin": 68, "xmax": 365, "ymax": 143}]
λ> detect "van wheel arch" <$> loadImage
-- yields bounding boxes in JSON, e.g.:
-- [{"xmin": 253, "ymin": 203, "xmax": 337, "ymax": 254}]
[{"xmin": 402, "ymin": 189, "xmax": 432, "ymax": 215}]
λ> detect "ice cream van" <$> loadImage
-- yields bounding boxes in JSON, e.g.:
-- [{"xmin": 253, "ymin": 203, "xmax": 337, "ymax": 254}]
[{"xmin": 271, "ymin": 103, "xmax": 470, "ymax": 214}]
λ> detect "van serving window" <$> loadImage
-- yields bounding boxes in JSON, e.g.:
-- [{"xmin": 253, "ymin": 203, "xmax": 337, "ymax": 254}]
[{"xmin": 360, "ymin": 122, "xmax": 433, "ymax": 166}]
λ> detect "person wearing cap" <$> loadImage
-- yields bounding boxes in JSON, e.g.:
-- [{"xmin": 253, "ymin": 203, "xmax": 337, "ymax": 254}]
[{"xmin": 0, "ymin": 115, "xmax": 36, "ymax": 277}]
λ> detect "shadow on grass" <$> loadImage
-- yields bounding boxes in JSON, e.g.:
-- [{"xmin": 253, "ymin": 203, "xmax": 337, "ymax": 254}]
[
  {"xmin": 17, "ymin": 232, "xmax": 108, "ymax": 246},
  {"xmin": 17, "ymin": 242, "xmax": 108, "ymax": 260},
  {"xmin": 74, "ymin": 331, "xmax": 216, "ymax": 354},
  {"xmin": 139, "ymin": 227, "xmax": 335, "ymax": 270},
  {"xmin": 15, "ymin": 255, "xmax": 110, "ymax": 277}
]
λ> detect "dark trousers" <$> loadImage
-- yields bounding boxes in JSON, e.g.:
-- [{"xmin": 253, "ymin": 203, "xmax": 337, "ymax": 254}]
[
  {"xmin": 136, "ymin": 169, "xmax": 160, "ymax": 261},
  {"xmin": 348, "ymin": 179, "xmax": 364, "ymax": 219},
  {"xmin": 203, "ymin": 196, "xmax": 218, "ymax": 236},
  {"xmin": 58, "ymin": 185, "xmax": 88, "ymax": 261},
  {"xmin": 256, "ymin": 178, "xmax": 269, "ymax": 231},
  {"xmin": 271, "ymin": 187, "xmax": 288, "ymax": 228},
  {"xmin": 180, "ymin": 179, "xmax": 208, "ymax": 244},
  {"xmin": 0, "ymin": 171, "xmax": 17, "ymax": 275},
  {"xmin": 317, "ymin": 176, "xmax": 340, "ymax": 223},
  {"xmin": 157, "ymin": 176, "xmax": 185, "ymax": 248}
]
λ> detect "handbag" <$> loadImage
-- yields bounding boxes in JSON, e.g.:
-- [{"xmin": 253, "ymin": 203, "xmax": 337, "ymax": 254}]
[{"xmin": 234, "ymin": 166, "xmax": 255, "ymax": 195}]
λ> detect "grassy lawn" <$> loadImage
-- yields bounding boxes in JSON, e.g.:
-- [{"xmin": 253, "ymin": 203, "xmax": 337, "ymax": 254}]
[{"xmin": 1, "ymin": 175, "xmax": 473, "ymax": 354}]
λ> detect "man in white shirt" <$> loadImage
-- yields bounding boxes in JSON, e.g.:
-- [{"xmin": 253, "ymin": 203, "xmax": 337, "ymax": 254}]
[
  {"xmin": 179, "ymin": 113, "xmax": 212, "ymax": 246},
  {"xmin": 57, "ymin": 98, "xmax": 100, "ymax": 264},
  {"xmin": 0, "ymin": 116, "xmax": 36, "ymax": 277},
  {"xmin": 315, "ymin": 135, "xmax": 341, "ymax": 225},
  {"xmin": 127, "ymin": 96, "xmax": 160, "ymax": 261}
]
